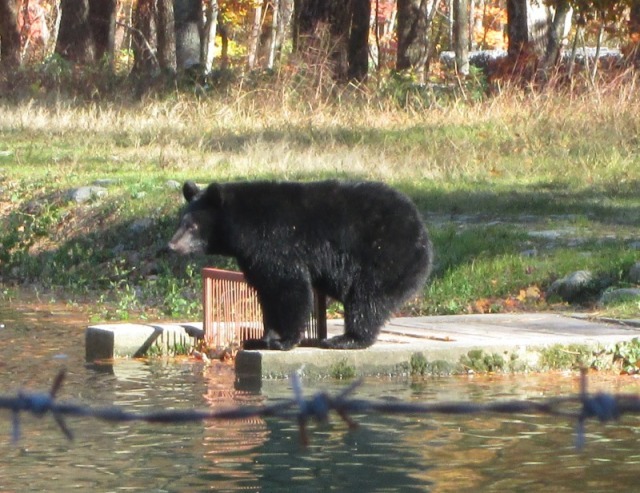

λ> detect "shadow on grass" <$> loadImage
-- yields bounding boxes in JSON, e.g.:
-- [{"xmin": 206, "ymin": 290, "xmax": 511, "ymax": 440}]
[
  {"xmin": 401, "ymin": 180, "xmax": 640, "ymax": 226},
  {"xmin": 3, "ymin": 176, "xmax": 639, "ymax": 316}
]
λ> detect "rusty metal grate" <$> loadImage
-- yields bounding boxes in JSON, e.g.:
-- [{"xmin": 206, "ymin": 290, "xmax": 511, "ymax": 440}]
[{"xmin": 202, "ymin": 268, "xmax": 327, "ymax": 347}]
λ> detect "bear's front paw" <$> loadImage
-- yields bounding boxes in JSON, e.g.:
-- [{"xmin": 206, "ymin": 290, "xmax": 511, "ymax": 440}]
[
  {"xmin": 242, "ymin": 338, "xmax": 270, "ymax": 350},
  {"xmin": 242, "ymin": 338, "xmax": 299, "ymax": 351}
]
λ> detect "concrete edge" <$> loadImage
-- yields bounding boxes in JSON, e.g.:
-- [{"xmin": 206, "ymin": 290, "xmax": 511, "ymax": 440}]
[{"xmin": 235, "ymin": 335, "xmax": 640, "ymax": 383}]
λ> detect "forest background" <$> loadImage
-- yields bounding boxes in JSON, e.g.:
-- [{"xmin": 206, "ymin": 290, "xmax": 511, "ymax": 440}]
[
  {"xmin": 0, "ymin": 0, "xmax": 639, "ymax": 326},
  {"xmin": 1, "ymin": 0, "xmax": 639, "ymax": 88}
]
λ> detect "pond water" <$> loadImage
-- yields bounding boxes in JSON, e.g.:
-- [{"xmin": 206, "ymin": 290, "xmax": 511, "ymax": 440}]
[{"xmin": 1, "ymin": 301, "xmax": 640, "ymax": 492}]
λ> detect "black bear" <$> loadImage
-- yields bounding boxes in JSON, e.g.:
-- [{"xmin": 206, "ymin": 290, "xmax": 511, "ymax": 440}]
[{"xmin": 168, "ymin": 180, "xmax": 433, "ymax": 350}]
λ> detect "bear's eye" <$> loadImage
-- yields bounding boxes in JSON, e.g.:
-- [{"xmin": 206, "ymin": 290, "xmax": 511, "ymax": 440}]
[{"xmin": 183, "ymin": 216, "xmax": 198, "ymax": 232}]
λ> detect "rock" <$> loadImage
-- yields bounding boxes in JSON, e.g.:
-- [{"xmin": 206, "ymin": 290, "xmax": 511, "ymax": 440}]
[
  {"xmin": 92, "ymin": 179, "xmax": 118, "ymax": 187},
  {"xmin": 440, "ymin": 47, "xmax": 622, "ymax": 71},
  {"xmin": 166, "ymin": 180, "xmax": 181, "ymax": 190},
  {"xmin": 528, "ymin": 228, "xmax": 578, "ymax": 240},
  {"xmin": 629, "ymin": 262, "xmax": 640, "ymax": 284},
  {"xmin": 123, "ymin": 250, "xmax": 141, "ymax": 265},
  {"xmin": 68, "ymin": 186, "xmax": 107, "ymax": 204},
  {"xmin": 520, "ymin": 248, "xmax": 538, "ymax": 258},
  {"xmin": 548, "ymin": 270, "xmax": 600, "ymax": 303},
  {"xmin": 112, "ymin": 243, "xmax": 126, "ymax": 255},
  {"xmin": 600, "ymin": 288, "xmax": 640, "ymax": 305},
  {"xmin": 129, "ymin": 218, "xmax": 153, "ymax": 233},
  {"xmin": 440, "ymin": 49, "xmax": 508, "ymax": 70}
]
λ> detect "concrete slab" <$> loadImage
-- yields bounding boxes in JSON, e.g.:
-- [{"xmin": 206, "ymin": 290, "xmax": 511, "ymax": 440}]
[
  {"xmin": 84, "ymin": 313, "xmax": 640, "ymax": 381},
  {"xmin": 85, "ymin": 322, "xmax": 203, "ymax": 361},
  {"xmin": 235, "ymin": 313, "xmax": 640, "ymax": 383}
]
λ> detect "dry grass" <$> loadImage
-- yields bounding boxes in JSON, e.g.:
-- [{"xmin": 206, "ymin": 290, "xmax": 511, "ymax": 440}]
[
  {"xmin": 2, "ymin": 78, "xmax": 640, "ymax": 191},
  {"xmin": 1, "ymin": 75, "xmax": 640, "ymax": 318},
  {"xmin": 0, "ymin": 79, "xmax": 636, "ymax": 176}
]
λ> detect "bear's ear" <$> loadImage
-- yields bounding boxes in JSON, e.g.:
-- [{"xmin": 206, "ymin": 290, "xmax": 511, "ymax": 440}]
[{"xmin": 183, "ymin": 181, "xmax": 200, "ymax": 203}]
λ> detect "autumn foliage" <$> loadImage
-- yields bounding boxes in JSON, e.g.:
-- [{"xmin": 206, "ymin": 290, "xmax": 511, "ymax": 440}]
[{"xmin": 2, "ymin": 0, "xmax": 640, "ymax": 91}]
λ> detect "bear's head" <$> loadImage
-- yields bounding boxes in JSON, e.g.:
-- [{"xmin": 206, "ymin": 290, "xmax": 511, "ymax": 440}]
[{"xmin": 168, "ymin": 181, "xmax": 222, "ymax": 255}]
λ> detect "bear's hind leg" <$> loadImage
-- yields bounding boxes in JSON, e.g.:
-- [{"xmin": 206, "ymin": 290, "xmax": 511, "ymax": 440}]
[{"xmin": 321, "ymin": 290, "xmax": 389, "ymax": 350}]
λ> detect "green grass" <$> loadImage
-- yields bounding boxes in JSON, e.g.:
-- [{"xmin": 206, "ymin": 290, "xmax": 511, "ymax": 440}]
[{"xmin": 1, "ymin": 80, "xmax": 639, "ymax": 321}]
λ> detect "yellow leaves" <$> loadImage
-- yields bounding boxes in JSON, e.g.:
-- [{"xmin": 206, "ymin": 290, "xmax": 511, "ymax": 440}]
[
  {"xmin": 470, "ymin": 285, "xmax": 544, "ymax": 314},
  {"xmin": 472, "ymin": 298, "xmax": 493, "ymax": 314},
  {"xmin": 517, "ymin": 285, "xmax": 542, "ymax": 302}
]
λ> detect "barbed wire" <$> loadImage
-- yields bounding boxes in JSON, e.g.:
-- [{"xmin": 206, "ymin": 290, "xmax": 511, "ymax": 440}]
[{"xmin": 1, "ymin": 368, "xmax": 639, "ymax": 449}]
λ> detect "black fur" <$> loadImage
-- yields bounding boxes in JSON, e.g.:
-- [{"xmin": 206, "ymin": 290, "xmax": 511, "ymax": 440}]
[{"xmin": 168, "ymin": 180, "xmax": 433, "ymax": 350}]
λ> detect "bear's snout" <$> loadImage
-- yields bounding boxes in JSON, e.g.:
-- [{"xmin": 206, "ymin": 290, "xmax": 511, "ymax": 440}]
[{"xmin": 167, "ymin": 229, "xmax": 205, "ymax": 256}]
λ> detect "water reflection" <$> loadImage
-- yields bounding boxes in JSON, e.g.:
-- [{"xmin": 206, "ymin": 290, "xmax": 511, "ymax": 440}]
[{"xmin": 1, "ymin": 300, "xmax": 640, "ymax": 491}]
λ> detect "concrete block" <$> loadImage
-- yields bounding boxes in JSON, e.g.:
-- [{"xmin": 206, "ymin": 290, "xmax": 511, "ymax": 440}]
[{"xmin": 85, "ymin": 322, "xmax": 203, "ymax": 362}]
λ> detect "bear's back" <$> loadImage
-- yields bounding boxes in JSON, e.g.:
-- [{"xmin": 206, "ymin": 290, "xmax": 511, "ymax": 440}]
[
  {"xmin": 221, "ymin": 180, "xmax": 419, "ymax": 227},
  {"xmin": 220, "ymin": 180, "xmax": 427, "ymax": 259}
]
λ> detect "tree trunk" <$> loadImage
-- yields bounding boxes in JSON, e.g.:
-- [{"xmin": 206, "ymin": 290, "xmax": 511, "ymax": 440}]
[
  {"xmin": 506, "ymin": 0, "xmax": 527, "ymax": 58},
  {"xmin": 267, "ymin": 0, "xmax": 279, "ymax": 69},
  {"xmin": 132, "ymin": 0, "xmax": 157, "ymax": 75},
  {"xmin": 506, "ymin": 0, "xmax": 552, "ymax": 58},
  {"xmin": 348, "ymin": 0, "xmax": 370, "ymax": 81},
  {"xmin": 274, "ymin": 0, "xmax": 293, "ymax": 65},
  {"xmin": 453, "ymin": 0, "xmax": 469, "ymax": 76},
  {"xmin": 0, "ymin": 0, "xmax": 21, "ymax": 68},
  {"xmin": 202, "ymin": 0, "xmax": 218, "ymax": 72},
  {"xmin": 630, "ymin": 0, "xmax": 640, "ymax": 67},
  {"xmin": 157, "ymin": 0, "xmax": 177, "ymax": 72},
  {"xmin": 174, "ymin": 0, "xmax": 202, "ymax": 69},
  {"xmin": 56, "ymin": 0, "xmax": 95, "ymax": 63},
  {"xmin": 247, "ymin": 0, "xmax": 264, "ymax": 70},
  {"xmin": 89, "ymin": 0, "xmax": 116, "ymax": 65},
  {"xmin": 293, "ymin": 0, "xmax": 366, "ymax": 81},
  {"xmin": 331, "ymin": 0, "xmax": 351, "ymax": 80},
  {"xmin": 218, "ymin": 20, "xmax": 229, "ymax": 69},
  {"xmin": 50, "ymin": 0, "xmax": 63, "ymax": 58},
  {"xmin": 541, "ymin": 0, "xmax": 572, "ymax": 70},
  {"xmin": 396, "ymin": 0, "xmax": 437, "ymax": 83}
]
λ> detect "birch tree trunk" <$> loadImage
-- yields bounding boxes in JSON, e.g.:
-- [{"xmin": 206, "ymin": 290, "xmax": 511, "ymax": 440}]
[
  {"xmin": 453, "ymin": 0, "xmax": 469, "ymax": 76},
  {"xmin": 247, "ymin": 0, "xmax": 264, "ymax": 70},
  {"xmin": 506, "ymin": 0, "xmax": 553, "ymax": 58},
  {"xmin": 396, "ymin": 0, "xmax": 438, "ymax": 83},
  {"xmin": 541, "ymin": 0, "xmax": 572, "ymax": 71},
  {"xmin": 202, "ymin": 0, "xmax": 218, "ymax": 72},
  {"xmin": 174, "ymin": 0, "xmax": 202, "ymax": 69},
  {"xmin": 274, "ymin": 0, "xmax": 293, "ymax": 63},
  {"xmin": 267, "ymin": 0, "xmax": 279, "ymax": 69}
]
